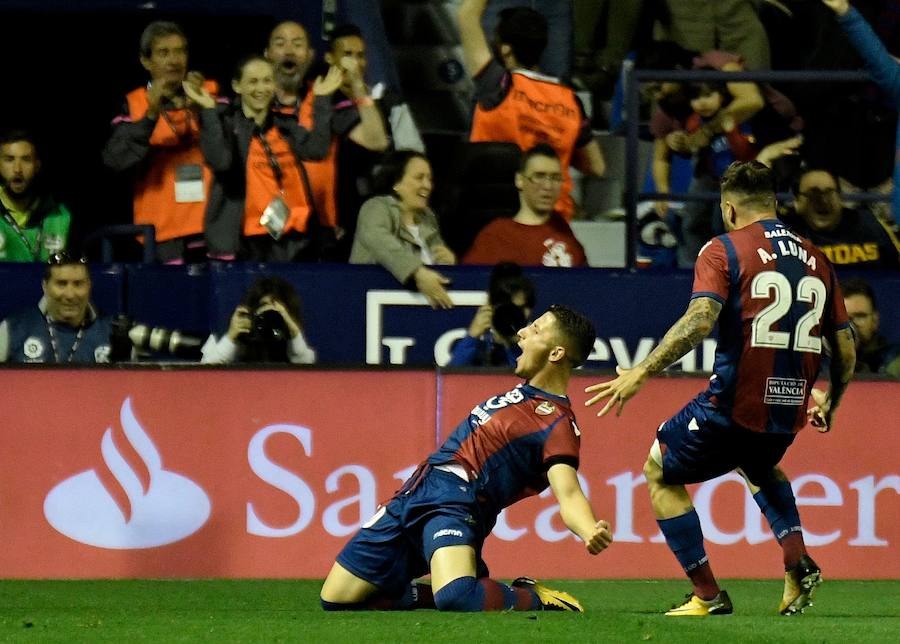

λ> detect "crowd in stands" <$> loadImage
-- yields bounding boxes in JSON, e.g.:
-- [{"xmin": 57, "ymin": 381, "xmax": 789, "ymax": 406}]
[{"xmin": 0, "ymin": 0, "xmax": 897, "ymax": 373}]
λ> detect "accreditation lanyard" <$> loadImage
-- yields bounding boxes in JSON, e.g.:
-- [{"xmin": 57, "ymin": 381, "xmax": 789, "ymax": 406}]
[
  {"xmin": 256, "ymin": 130, "xmax": 285, "ymax": 191},
  {"xmin": 0, "ymin": 205, "xmax": 41, "ymax": 259},
  {"xmin": 44, "ymin": 315, "xmax": 85, "ymax": 364},
  {"xmin": 159, "ymin": 102, "xmax": 197, "ymax": 142}
]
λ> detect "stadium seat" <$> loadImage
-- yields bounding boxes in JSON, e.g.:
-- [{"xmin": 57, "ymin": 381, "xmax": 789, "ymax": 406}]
[
  {"xmin": 81, "ymin": 224, "xmax": 157, "ymax": 264},
  {"xmin": 437, "ymin": 141, "xmax": 522, "ymax": 256}
]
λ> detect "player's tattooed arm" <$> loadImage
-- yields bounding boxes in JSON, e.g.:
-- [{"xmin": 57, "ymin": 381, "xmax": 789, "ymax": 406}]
[
  {"xmin": 640, "ymin": 297, "xmax": 722, "ymax": 376},
  {"xmin": 585, "ymin": 296, "xmax": 722, "ymax": 416}
]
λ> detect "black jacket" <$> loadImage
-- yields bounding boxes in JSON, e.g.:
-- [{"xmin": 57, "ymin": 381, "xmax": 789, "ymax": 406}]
[{"xmin": 199, "ymin": 97, "xmax": 333, "ymax": 255}]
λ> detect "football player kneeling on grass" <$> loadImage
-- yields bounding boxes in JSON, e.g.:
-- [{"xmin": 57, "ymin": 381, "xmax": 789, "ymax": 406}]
[{"xmin": 320, "ymin": 305, "xmax": 613, "ymax": 612}]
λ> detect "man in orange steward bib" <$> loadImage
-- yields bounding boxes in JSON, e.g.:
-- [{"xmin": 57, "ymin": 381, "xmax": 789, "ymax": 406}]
[
  {"xmin": 266, "ymin": 21, "xmax": 424, "ymax": 261},
  {"xmin": 103, "ymin": 21, "xmax": 218, "ymax": 263},
  {"xmin": 457, "ymin": 0, "xmax": 606, "ymax": 220}
]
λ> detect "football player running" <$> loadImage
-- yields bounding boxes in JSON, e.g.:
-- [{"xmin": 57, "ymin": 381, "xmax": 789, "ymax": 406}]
[{"xmin": 585, "ymin": 161, "xmax": 855, "ymax": 616}]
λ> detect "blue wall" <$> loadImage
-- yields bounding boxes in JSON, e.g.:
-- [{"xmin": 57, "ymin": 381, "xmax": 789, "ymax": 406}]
[{"xmin": 2, "ymin": 263, "xmax": 897, "ymax": 367}]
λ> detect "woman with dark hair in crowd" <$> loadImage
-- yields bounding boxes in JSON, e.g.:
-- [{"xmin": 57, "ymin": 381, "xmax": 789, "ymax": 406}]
[
  {"xmin": 183, "ymin": 55, "xmax": 342, "ymax": 262},
  {"xmin": 349, "ymin": 150, "xmax": 457, "ymax": 309},
  {"xmin": 200, "ymin": 276, "xmax": 316, "ymax": 364}
]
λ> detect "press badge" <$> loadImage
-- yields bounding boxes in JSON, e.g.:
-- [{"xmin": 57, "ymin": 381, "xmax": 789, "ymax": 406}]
[
  {"xmin": 174, "ymin": 164, "xmax": 204, "ymax": 203},
  {"xmin": 260, "ymin": 195, "xmax": 289, "ymax": 240}
]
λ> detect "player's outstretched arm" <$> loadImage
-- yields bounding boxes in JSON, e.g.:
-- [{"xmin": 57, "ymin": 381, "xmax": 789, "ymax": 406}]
[
  {"xmin": 809, "ymin": 326, "xmax": 856, "ymax": 432},
  {"xmin": 585, "ymin": 297, "xmax": 722, "ymax": 416},
  {"xmin": 548, "ymin": 463, "xmax": 613, "ymax": 555}
]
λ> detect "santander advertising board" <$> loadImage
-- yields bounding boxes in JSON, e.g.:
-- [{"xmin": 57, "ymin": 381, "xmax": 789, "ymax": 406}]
[{"xmin": 0, "ymin": 369, "xmax": 895, "ymax": 579}]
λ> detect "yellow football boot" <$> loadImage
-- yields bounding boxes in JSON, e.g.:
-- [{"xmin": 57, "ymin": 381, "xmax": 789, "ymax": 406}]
[
  {"xmin": 780, "ymin": 554, "xmax": 823, "ymax": 615},
  {"xmin": 512, "ymin": 577, "xmax": 584, "ymax": 612},
  {"xmin": 665, "ymin": 590, "xmax": 733, "ymax": 616}
]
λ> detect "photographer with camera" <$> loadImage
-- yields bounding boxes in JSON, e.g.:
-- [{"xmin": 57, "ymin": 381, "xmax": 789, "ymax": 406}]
[
  {"xmin": 201, "ymin": 276, "xmax": 316, "ymax": 364},
  {"xmin": 448, "ymin": 263, "xmax": 535, "ymax": 367}
]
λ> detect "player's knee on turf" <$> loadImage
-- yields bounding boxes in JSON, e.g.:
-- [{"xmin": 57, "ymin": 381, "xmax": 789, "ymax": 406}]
[
  {"xmin": 320, "ymin": 597, "xmax": 352, "ymax": 611},
  {"xmin": 320, "ymin": 562, "xmax": 377, "ymax": 608},
  {"xmin": 433, "ymin": 576, "xmax": 483, "ymax": 612}
]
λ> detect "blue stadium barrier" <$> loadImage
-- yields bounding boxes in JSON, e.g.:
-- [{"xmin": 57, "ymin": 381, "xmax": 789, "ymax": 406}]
[{"xmin": 4, "ymin": 263, "xmax": 897, "ymax": 367}]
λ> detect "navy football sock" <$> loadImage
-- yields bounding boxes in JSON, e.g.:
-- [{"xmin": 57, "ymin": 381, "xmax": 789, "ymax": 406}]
[
  {"xmin": 658, "ymin": 509, "xmax": 720, "ymax": 600},
  {"xmin": 753, "ymin": 481, "xmax": 805, "ymax": 569},
  {"xmin": 433, "ymin": 576, "xmax": 539, "ymax": 611}
]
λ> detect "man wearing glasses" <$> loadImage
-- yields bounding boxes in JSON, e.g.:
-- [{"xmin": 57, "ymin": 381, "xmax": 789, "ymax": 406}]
[
  {"xmin": 781, "ymin": 168, "xmax": 900, "ymax": 270},
  {"xmin": 463, "ymin": 144, "xmax": 587, "ymax": 267},
  {"xmin": 840, "ymin": 277, "xmax": 900, "ymax": 377},
  {"xmin": 0, "ymin": 255, "xmax": 112, "ymax": 364}
]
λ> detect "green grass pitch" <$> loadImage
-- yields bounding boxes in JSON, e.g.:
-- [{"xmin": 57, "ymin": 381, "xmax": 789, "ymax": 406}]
[{"xmin": 1, "ymin": 579, "xmax": 897, "ymax": 643}]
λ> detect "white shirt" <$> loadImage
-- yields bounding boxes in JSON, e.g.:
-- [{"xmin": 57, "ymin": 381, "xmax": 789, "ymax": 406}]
[
  {"xmin": 200, "ymin": 332, "xmax": 316, "ymax": 364},
  {"xmin": 405, "ymin": 223, "xmax": 434, "ymax": 265}
]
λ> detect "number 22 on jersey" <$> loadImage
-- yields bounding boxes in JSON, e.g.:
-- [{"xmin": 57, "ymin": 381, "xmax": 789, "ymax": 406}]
[{"xmin": 750, "ymin": 272, "xmax": 826, "ymax": 354}]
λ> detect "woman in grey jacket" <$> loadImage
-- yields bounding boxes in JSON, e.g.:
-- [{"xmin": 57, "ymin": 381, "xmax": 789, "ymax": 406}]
[{"xmin": 350, "ymin": 151, "xmax": 457, "ymax": 308}]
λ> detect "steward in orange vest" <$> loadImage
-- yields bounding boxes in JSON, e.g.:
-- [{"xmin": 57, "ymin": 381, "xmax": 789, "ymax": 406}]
[
  {"xmin": 457, "ymin": 2, "xmax": 606, "ymax": 220},
  {"xmin": 102, "ymin": 21, "xmax": 218, "ymax": 263},
  {"xmin": 197, "ymin": 57, "xmax": 339, "ymax": 262}
]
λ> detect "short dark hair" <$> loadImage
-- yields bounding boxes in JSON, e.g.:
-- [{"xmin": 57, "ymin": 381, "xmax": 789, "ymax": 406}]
[
  {"xmin": 489, "ymin": 262, "xmax": 536, "ymax": 309},
  {"xmin": 0, "ymin": 129, "xmax": 38, "ymax": 154},
  {"xmin": 233, "ymin": 54, "xmax": 272, "ymax": 83},
  {"xmin": 519, "ymin": 143, "xmax": 559, "ymax": 173},
  {"xmin": 841, "ymin": 278, "xmax": 877, "ymax": 311},
  {"xmin": 685, "ymin": 79, "xmax": 729, "ymax": 102},
  {"xmin": 328, "ymin": 23, "xmax": 364, "ymax": 52},
  {"xmin": 242, "ymin": 276, "xmax": 304, "ymax": 327},
  {"xmin": 548, "ymin": 304, "xmax": 595, "ymax": 368},
  {"xmin": 373, "ymin": 149, "xmax": 430, "ymax": 195},
  {"xmin": 139, "ymin": 21, "xmax": 186, "ymax": 59},
  {"xmin": 44, "ymin": 252, "xmax": 88, "ymax": 281},
  {"xmin": 720, "ymin": 161, "xmax": 776, "ymax": 212},
  {"xmin": 496, "ymin": 7, "xmax": 547, "ymax": 69}
]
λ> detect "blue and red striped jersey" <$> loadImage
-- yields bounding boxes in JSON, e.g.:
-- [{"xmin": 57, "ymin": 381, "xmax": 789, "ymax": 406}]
[
  {"xmin": 692, "ymin": 219, "xmax": 851, "ymax": 433},
  {"xmin": 427, "ymin": 383, "xmax": 580, "ymax": 515}
]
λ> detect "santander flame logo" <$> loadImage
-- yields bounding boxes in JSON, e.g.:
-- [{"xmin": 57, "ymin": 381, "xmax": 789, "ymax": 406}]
[{"xmin": 44, "ymin": 398, "xmax": 210, "ymax": 549}]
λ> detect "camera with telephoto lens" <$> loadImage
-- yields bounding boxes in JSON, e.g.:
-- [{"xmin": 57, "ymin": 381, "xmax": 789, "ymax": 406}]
[
  {"xmin": 239, "ymin": 308, "xmax": 290, "ymax": 363},
  {"xmin": 110, "ymin": 314, "xmax": 204, "ymax": 361}
]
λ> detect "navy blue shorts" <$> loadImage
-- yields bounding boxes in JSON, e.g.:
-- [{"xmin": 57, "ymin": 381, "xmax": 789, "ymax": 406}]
[
  {"xmin": 657, "ymin": 397, "xmax": 795, "ymax": 486},
  {"xmin": 336, "ymin": 467, "xmax": 489, "ymax": 596}
]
